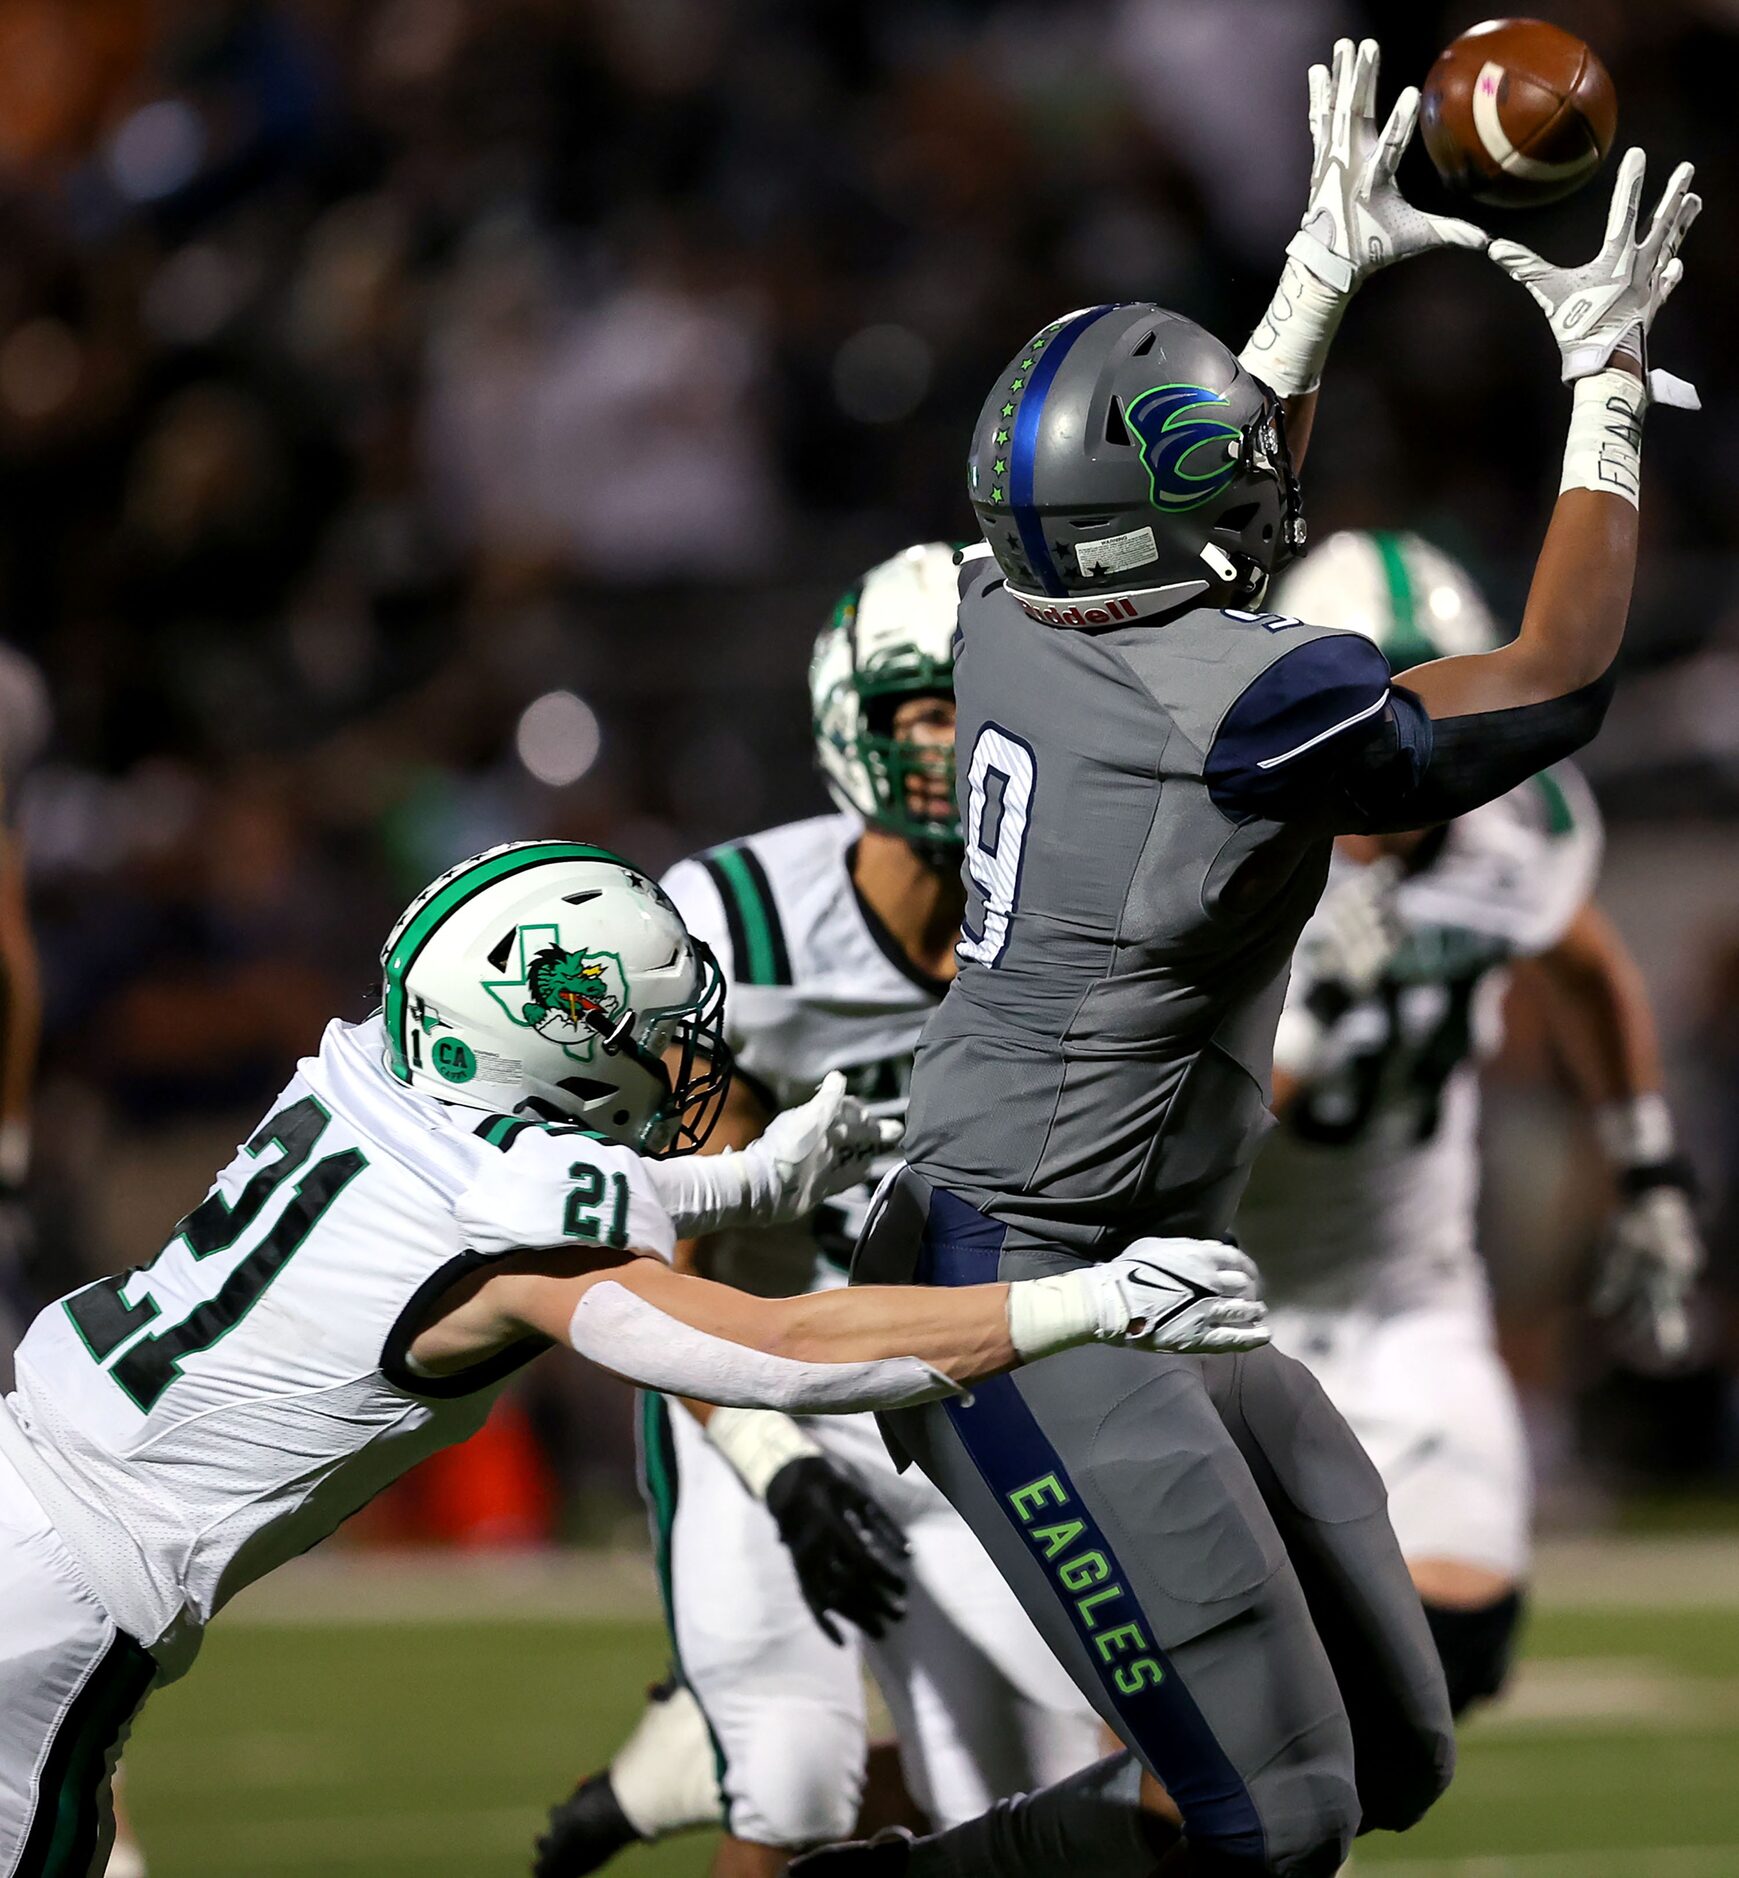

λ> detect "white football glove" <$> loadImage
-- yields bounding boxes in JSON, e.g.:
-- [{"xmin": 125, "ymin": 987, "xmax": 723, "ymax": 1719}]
[
  {"xmin": 739, "ymin": 1071, "xmax": 901, "ymax": 1228},
  {"xmin": 1244, "ymin": 39, "xmax": 1485, "ymax": 395},
  {"xmin": 1291, "ymin": 38, "xmax": 1488, "ymax": 293},
  {"xmin": 1087, "ymin": 1238, "xmax": 1270, "ymax": 1356},
  {"xmin": 1489, "ymin": 147, "xmax": 1700, "ymax": 405},
  {"xmin": 1592, "ymin": 1183, "xmax": 1703, "ymax": 1364}
]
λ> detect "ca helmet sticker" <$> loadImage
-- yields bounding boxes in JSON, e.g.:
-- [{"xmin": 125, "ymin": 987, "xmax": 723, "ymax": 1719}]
[
  {"xmin": 483, "ymin": 923, "xmax": 627, "ymax": 1063},
  {"xmin": 1124, "ymin": 383, "xmax": 1243, "ymax": 514}
]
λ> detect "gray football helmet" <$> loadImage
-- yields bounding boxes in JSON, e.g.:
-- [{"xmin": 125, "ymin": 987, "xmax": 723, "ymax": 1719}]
[{"xmin": 969, "ymin": 303, "xmax": 1305, "ymax": 624}]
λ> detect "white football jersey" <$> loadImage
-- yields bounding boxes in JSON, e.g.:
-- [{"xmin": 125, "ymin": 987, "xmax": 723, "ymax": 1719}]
[
  {"xmin": 1237, "ymin": 766, "xmax": 1601, "ymax": 1314},
  {"xmin": 662, "ymin": 813, "xmax": 946, "ymax": 1294},
  {"xmin": 0, "ymin": 1016, "xmax": 673, "ymax": 1664}
]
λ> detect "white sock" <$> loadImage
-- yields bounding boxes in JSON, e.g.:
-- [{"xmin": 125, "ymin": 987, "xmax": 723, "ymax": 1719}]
[{"xmin": 609, "ymin": 1680, "xmax": 724, "ymax": 1840}]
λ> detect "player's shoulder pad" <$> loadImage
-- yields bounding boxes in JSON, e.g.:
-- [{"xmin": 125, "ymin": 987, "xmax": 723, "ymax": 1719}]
[
  {"xmin": 671, "ymin": 836, "xmax": 794, "ymax": 990},
  {"xmin": 455, "ymin": 1118, "xmax": 676, "ymax": 1262},
  {"xmin": 661, "ymin": 854, "xmax": 734, "ymax": 977},
  {"xmin": 1203, "ymin": 625, "xmax": 1395, "ymax": 823}
]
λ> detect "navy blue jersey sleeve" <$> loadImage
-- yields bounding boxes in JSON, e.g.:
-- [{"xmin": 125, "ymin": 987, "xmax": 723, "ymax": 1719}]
[{"xmin": 1205, "ymin": 634, "xmax": 1406, "ymax": 824}]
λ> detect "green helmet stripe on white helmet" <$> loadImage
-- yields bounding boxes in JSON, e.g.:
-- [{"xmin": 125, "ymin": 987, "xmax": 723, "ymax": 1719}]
[
  {"xmin": 379, "ymin": 839, "xmax": 733, "ymax": 1153},
  {"xmin": 1269, "ymin": 529, "xmax": 1502, "ymax": 665},
  {"xmin": 1369, "ymin": 531, "xmax": 1445, "ymax": 670},
  {"xmin": 381, "ymin": 840, "xmax": 625, "ymax": 1080}
]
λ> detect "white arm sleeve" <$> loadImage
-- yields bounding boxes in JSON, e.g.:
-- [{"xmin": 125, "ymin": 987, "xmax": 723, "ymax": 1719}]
[{"xmin": 567, "ymin": 1280, "xmax": 963, "ymax": 1412}]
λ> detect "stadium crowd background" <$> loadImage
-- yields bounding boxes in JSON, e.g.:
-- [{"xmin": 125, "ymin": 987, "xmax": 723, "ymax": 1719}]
[{"xmin": 0, "ymin": 0, "xmax": 1734, "ymax": 1535}]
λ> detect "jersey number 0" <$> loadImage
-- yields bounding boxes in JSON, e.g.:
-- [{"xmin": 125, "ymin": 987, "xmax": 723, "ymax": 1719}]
[{"xmin": 957, "ymin": 724, "xmax": 1036, "ymax": 969}]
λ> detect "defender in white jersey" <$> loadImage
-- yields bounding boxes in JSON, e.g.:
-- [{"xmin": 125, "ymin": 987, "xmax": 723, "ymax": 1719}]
[
  {"xmin": 1239, "ymin": 533, "xmax": 1704, "ymax": 1714},
  {"xmin": 0, "ymin": 838, "xmax": 1269, "ymax": 1877},
  {"xmin": 538, "ymin": 549, "xmax": 1100, "ymax": 1878}
]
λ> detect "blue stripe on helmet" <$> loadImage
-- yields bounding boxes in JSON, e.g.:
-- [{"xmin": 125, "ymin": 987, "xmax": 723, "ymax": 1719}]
[{"xmin": 1009, "ymin": 304, "xmax": 1117, "ymax": 597}]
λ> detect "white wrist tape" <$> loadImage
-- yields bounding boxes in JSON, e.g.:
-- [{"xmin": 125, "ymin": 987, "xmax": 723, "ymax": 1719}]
[
  {"xmin": 703, "ymin": 1404, "xmax": 822, "ymax": 1499},
  {"xmin": 1005, "ymin": 1272, "xmax": 1114, "ymax": 1362},
  {"xmin": 642, "ymin": 1150, "xmax": 754, "ymax": 1240},
  {"xmin": 569, "ymin": 1281, "xmax": 963, "ymax": 1412},
  {"xmin": 1559, "ymin": 369, "xmax": 1646, "ymax": 506},
  {"xmin": 1595, "ymin": 1091, "xmax": 1676, "ymax": 1169},
  {"xmin": 1237, "ymin": 253, "xmax": 1349, "ymax": 398}
]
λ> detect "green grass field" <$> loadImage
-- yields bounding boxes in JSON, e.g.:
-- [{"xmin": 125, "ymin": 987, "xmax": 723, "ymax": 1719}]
[{"xmin": 123, "ymin": 1544, "xmax": 1739, "ymax": 1877}]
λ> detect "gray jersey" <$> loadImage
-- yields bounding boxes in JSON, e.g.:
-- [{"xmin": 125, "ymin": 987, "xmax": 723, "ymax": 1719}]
[{"xmin": 905, "ymin": 553, "xmax": 1402, "ymax": 1253}]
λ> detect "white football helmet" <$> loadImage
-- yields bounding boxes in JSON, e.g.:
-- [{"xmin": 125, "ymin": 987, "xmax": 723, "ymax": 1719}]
[
  {"xmin": 380, "ymin": 842, "xmax": 731, "ymax": 1153},
  {"xmin": 1270, "ymin": 529, "xmax": 1502, "ymax": 664},
  {"xmin": 811, "ymin": 542, "xmax": 959, "ymax": 859}
]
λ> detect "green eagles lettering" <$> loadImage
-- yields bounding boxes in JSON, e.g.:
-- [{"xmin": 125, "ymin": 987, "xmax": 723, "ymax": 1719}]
[{"xmin": 1005, "ymin": 1472, "xmax": 1165, "ymax": 1692}]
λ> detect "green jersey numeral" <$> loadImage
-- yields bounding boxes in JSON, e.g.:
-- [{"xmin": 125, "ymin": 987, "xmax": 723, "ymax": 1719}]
[
  {"xmin": 65, "ymin": 1096, "xmax": 368, "ymax": 1412},
  {"xmin": 562, "ymin": 1162, "xmax": 630, "ymax": 1249}
]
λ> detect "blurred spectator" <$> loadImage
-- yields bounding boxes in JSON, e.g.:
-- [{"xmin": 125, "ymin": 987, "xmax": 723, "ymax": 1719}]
[{"xmin": 0, "ymin": 0, "xmax": 1729, "ymax": 1509}]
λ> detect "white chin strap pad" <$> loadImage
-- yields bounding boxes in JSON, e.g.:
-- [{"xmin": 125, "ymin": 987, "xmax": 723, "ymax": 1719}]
[{"xmin": 568, "ymin": 1280, "xmax": 963, "ymax": 1413}]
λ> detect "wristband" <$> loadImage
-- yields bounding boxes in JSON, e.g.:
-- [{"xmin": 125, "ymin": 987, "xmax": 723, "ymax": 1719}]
[
  {"xmin": 1006, "ymin": 1273, "xmax": 1107, "ymax": 1362},
  {"xmin": 1559, "ymin": 369, "xmax": 1646, "ymax": 507},
  {"xmin": 1594, "ymin": 1092, "xmax": 1675, "ymax": 1168},
  {"xmin": 1237, "ymin": 254, "xmax": 1349, "ymax": 399},
  {"xmin": 703, "ymin": 1405, "xmax": 822, "ymax": 1500},
  {"xmin": 1595, "ymin": 1092, "xmax": 1696, "ymax": 1199}
]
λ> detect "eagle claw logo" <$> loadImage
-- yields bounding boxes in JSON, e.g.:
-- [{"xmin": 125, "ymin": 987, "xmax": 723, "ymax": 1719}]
[
  {"xmin": 484, "ymin": 925, "xmax": 627, "ymax": 1063},
  {"xmin": 1124, "ymin": 383, "xmax": 1243, "ymax": 515}
]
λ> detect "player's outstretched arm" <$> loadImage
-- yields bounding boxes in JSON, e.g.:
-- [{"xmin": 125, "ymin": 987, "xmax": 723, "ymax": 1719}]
[
  {"xmin": 1398, "ymin": 150, "xmax": 1699, "ymax": 728},
  {"xmin": 1240, "ymin": 37, "xmax": 1485, "ymax": 463},
  {"xmin": 1209, "ymin": 154, "xmax": 1699, "ymax": 839},
  {"xmin": 1513, "ymin": 901, "xmax": 1702, "ymax": 1358},
  {"xmin": 478, "ymin": 1236, "xmax": 1270, "ymax": 1417}
]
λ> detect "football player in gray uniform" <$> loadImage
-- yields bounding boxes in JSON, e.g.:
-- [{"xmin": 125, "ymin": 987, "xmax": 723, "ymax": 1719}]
[
  {"xmin": 536, "ymin": 547, "xmax": 1100, "ymax": 1878},
  {"xmin": 800, "ymin": 36, "xmax": 1701, "ymax": 1878}
]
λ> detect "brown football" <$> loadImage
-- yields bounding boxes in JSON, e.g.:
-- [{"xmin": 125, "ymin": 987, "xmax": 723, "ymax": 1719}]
[{"xmin": 1421, "ymin": 18, "xmax": 1616, "ymax": 208}]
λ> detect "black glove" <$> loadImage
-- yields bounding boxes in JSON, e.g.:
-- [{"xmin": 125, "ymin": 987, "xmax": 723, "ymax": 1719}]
[{"xmin": 764, "ymin": 1455, "xmax": 910, "ymax": 1645}]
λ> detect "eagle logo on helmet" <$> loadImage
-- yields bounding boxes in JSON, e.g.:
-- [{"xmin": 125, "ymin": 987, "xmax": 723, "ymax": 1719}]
[
  {"xmin": 483, "ymin": 925, "xmax": 628, "ymax": 1062},
  {"xmin": 1124, "ymin": 383, "xmax": 1244, "ymax": 515}
]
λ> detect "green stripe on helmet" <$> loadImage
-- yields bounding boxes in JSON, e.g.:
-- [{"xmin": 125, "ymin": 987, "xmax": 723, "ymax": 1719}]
[
  {"xmin": 1532, "ymin": 769, "xmax": 1576, "ymax": 837},
  {"xmin": 1372, "ymin": 532, "xmax": 1442, "ymax": 671},
  {"xmin": 382, "ymin": 842, "xmax": 626, "ymax": 1081}
]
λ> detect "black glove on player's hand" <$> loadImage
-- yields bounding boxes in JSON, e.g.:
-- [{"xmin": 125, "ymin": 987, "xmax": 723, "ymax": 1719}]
[{"xmin": 765, "ymin": 1455, "xmax": 910, "ymax": 1645}]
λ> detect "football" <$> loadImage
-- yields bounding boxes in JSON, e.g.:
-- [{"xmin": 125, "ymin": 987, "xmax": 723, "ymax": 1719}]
[{"xmin": 1421, "ymin": 17, "xmax": 1617, "ymax": 208}]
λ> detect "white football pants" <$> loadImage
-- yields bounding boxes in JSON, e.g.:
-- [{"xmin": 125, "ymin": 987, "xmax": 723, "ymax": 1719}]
[
  {"xmin": 639, "ymin": 1396, "xmax": 1102, "ymax": 1849},
  {"xmin": 0, "ymin": 1449, "xmax": 156, "ymax": 1878}
]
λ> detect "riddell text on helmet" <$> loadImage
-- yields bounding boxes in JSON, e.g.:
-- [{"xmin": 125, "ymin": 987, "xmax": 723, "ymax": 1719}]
[{"xmin": 1012, "ymin": 595, "xmax": 1141, "ymax": 627}]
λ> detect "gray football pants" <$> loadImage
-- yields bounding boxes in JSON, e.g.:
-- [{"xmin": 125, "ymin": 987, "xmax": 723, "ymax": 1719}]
[{"xmin": 858, "ymin": 1172, "xmax": 1454, "ymax": 1878}]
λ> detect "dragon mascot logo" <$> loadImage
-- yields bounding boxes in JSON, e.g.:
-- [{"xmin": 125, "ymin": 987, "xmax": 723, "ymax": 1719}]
[
  {"xmin": 483, "ymin": 925, "xmax": 627, "ymax": 1063},
  {"xmin": 1124, "ymin": 383, "xmax": 1243, "ymax": 514}
]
